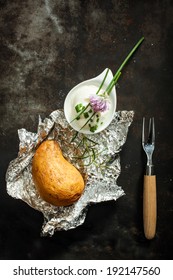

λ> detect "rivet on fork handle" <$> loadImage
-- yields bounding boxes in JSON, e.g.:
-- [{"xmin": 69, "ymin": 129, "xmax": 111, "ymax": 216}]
[{"xmin": 142, "ymin": 117, "xmax": 157, "ymax": 239}]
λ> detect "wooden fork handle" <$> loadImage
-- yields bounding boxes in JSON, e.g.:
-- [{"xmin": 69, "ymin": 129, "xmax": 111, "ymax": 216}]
[{"xmin": 143, "ymin": 175, "xmax": 157, "ymax": 239}]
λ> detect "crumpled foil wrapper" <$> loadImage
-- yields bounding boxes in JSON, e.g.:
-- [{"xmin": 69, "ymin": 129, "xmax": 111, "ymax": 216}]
[{"xmin": 6, "ymin": 109, "xmax": 134, "ymax": 236}]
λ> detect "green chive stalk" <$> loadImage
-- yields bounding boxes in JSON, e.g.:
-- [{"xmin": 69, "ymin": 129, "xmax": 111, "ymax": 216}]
[
  {"xmin": 106, "ymin": 72, "xmax": 121, "ymax": 95},
  {"xmin": 105, "ymin": 36, "xmax": 144, "ymax": 95},
  {"xmin": 95, "ymin": 68, "xmax": 109, "ymax": 95}
]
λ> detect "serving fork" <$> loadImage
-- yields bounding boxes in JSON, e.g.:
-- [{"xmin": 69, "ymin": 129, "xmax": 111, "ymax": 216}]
[{"xmin": 142, "ymin": 117, "xmax": 157, "ymax": 239}]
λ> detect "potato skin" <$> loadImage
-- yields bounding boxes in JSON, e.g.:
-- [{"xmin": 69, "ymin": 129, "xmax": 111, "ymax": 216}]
[{"xmin": 32, "ymin": 140, "xmax": 85, "ymax": 206}]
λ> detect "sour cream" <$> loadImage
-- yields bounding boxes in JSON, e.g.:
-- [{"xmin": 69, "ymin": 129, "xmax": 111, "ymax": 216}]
[{"xmin": 64, "ymin": 68, "xmax": 117, "ymax": 134}]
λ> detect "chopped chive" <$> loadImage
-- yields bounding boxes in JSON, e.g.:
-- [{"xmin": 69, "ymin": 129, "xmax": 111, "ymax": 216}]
[
  {"xmin": 90, "ymin": 125, "xmax": 98, "ymax": 133},
  {"xmin": 84, "ymin": 112, "xmax": 89, "ymax": 118},
  {"xmin": 76, "ymin": 116, "xmax": 80, "ymax": 120},
  {"xmin": 89, "ymin": 109, "xmax": 93, "ymax": 113},
  {"xmin": 75, "ymin": 103, "xmax": 84, "ymax": 113},
  {"xmin": 71, "ymin": 103, "xmax": 90, "ymax": 123}
]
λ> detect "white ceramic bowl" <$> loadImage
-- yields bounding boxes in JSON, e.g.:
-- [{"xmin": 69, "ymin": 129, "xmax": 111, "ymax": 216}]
[{"xmin": 64, "ymin": 68, "xmax": 116, "ymax": 134}]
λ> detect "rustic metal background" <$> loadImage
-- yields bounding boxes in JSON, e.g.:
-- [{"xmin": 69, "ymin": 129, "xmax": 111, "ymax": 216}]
[{"xmin": 0, "ymin": 0, "xmax": 173, "ymax": 259}]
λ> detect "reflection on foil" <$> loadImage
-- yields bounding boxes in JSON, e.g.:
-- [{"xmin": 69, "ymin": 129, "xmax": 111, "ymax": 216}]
[{"xmin": 6, "ymin": 110, "xmax": 134, "ymax": 236}]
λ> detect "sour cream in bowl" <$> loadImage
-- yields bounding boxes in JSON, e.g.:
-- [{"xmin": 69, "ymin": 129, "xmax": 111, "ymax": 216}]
[{"xmin": 64, "ymin": 68, "xmax": 116, "ymax": 134}]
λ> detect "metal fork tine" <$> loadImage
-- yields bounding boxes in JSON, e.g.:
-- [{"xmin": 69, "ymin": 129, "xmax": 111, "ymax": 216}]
[
  {"xmin": 144, "ymin": 117, "xmax": 155, "ymax": 145},
  {"xmin": 148, "ymin": 118, "xmax": 152, "ymax": 143},
  {"xmin": 142, "ymin": 117, "xmax": 145, "ymax": 145},
  {"xmin": 152, "ymin": 117, "xmax": 155, "ymax": 144}
]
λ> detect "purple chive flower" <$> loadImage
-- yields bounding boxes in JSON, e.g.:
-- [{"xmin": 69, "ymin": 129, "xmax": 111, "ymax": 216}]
[{"xmin": 89, "ymin": 95, "xmax": 109, "ymax": 113}]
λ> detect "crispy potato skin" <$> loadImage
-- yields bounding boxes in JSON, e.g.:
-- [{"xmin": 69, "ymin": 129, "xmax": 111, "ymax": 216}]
[{"xmin": 32, "ymin": 140, "xmax": 85, "ymax": 206}]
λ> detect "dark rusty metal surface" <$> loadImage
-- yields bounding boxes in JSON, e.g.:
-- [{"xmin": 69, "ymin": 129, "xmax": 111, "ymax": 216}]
[{"xmin": 0, "ymin": 0, "xmax": 173, "ymax": 259}]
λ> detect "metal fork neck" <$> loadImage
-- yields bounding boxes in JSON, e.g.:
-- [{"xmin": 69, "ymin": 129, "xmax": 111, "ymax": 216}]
[{"xmin": 146, "ymin": 164, "xmax": 154, "ymax": 175}]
